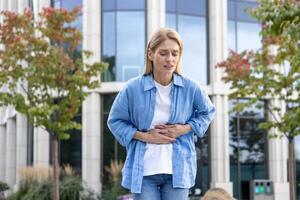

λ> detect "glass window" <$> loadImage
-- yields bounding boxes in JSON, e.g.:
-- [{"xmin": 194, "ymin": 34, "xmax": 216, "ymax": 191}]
[
  {"xmin": 237, "ymin": 22, "xmax": 261, "ymax": 52},
  {"xmin": 103, "ymin": 0, "xmax": 116, "ymax": 11},
  {"xmin": 237, "ymin": 2, "xmax": 257, "ymax": 22},
  {"xmin": 61, "ymin": 0, "xmax": 82, "ymax": 11},
  {"xmin": 102, "ymin": 94, "xmax": 126, "ymax": 185},
  {"xmin": 166, "ymin": 0, "xmax": 208, "ymax": 85},
  {"xmin": 192, "ymin": 131, "xmax": 210, "ymax": 196},
  {"xmin": 102, "ymin": 0, "xmax": 146, "ymax": 82},
  {"xmin": 60, "ymin": 110, "xmax": 82, "ymax": 174},
  {"xmin": 178, "ymin": 15, "xmax": 207, "ymax": 82},
  {"xmin": 116, "ymin": 0, "xmax": 144, "ymax": 10},
  {"xmin": 228, "ymin": 1, "xmax": 235, "ymax": 20},
  {"xmin": 27, "ymin": 121, "xmax": 34, "ymax": 166},
  {"xmin": 177, "ymin": 0, "xmax": 206, "ymax": 16},
  {"xmin": 228, "ymin": 20, "xmax": 236, "ymax": 51},
  {"xmin": 52, "ymin": 0, "xmax": 83, "ymax": 32},
  {"xmin": 227, "ymin": 0, "xmax": 261, "ymax": 53},
  {"xmin": 116, "ymin": 12, "xmax": 145, "ymax": 81},
  {"xmin": 229, "ymin": 100, "xmax": 268, "ymax": 199},
  {"xmin": 166, "ymin": 13, "xmax": 176, "ymax": 29},
  {"xmin": 51, "ymin": 0, "xmax": 83, "ymax": 174},
  {"xmin": 102, "ymin": 12, "xmax": 116, "ymax": 81},
  {"xmin": 166, "ymin": 0, "xmax": 176, "ymax": 13}
]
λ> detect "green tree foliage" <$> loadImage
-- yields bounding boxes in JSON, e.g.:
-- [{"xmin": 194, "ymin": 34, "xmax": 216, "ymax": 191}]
[
  {"xmin": 0, "ymin": 7, "xmax": 107, "ymax": 140},
  {"xmin": 0, "ymin": 7, "xmax": 107, "ymax": 200},
  {"xmin": 216, "ymin": 1, "xmax": 300, "ymax": 199}
]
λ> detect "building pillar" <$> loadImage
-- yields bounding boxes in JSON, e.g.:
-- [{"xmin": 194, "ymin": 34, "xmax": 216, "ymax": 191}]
[
  {"xmin": 82, "ymin": 0, "xmax": 101, "ymax": 193},
  {"xmin": 208, "ymin": 0, "xmax": 233, "ymax": 194},
  {"xmin": 0, "ymin": 0, "xmax": 8, "ymax": 21},
  {"xmin": 0, "ymin": 125, "xmax": 6, "ymax": 182},
  {"xmin": 18, "ymin": 0, "xmax": 29, "ymax": 13},
  {"xmin": 268, "ymin": 99, "xmax": 290, "ymax": 199},
  {"xmin": 16, "ymin": 114, "xmax": 28, "ymax": 184},
  {"xmin": 82, "ymin": 93, "xmax": 101, "ymax": 193},
  {"xmin": 6, "ymin": 118, "xmax": 16, "ymax": 188},
  {"xmin": 33, "ymin": 0, "xmax": 51, "ymax": 19},
  {"xmin": 0, "ymin": 0, "xmax": 8, "ymax": 182},
  {"xmin": 33, "ymin": 127, "xmax": 50, "ymax": 165},
  {"xmin": 15, "ymin": 0, "xmax": 30, "ymax": 185},
  {"xmin": 8, "ymin": 0, "xmax": 18, "ymax": 11},
  {"xmin": 147, "ymin": 0, "xmax": 165, "ymax": 40}
]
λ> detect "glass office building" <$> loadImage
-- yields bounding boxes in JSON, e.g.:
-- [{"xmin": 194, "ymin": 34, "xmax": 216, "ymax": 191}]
[{"xmin": 0, "ymin": 0, "xmax": 293, "ymax": 199}]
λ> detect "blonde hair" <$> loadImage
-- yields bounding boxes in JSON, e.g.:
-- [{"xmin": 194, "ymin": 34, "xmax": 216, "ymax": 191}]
[
  {"xmin": 201, "ymin": 188, "xmax": 234, "ymax": 200},
  {"xmin": 144, "ymin": 28, "xmax": 183, "ymax": 75}
]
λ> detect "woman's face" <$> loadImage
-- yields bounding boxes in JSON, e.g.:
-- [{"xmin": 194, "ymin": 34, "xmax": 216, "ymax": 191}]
[{"xmin": 148, "ymin": 39, "xmax": 180, "ymax": 77}]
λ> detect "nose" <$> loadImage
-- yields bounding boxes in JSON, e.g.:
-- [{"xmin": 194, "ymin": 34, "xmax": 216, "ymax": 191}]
[{"xmin": 166, "ymin": 53, "xmax": 174, "ymax": 63}]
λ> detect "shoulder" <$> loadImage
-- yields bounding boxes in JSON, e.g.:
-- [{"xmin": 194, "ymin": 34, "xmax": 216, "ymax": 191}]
[
  {"xmin": 123, "ymin": 76, "xmax": 143, "ymax": 91},
  {"xmin": 178, "ymin": 74, "xmax": 204, "ymax": 91}
]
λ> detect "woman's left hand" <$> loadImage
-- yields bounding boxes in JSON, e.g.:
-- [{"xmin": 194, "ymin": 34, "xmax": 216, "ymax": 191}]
[{"xmin": 155, "ymin": 124, "xmax": 191, "ymax": 139}]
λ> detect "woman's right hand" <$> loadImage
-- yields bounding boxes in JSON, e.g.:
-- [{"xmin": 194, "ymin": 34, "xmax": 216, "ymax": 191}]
[{"xmin": 134, "ymin": 129, "xmax": 176, "ymax": 144}]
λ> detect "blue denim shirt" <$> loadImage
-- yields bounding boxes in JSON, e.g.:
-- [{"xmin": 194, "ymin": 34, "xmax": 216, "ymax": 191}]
[{"xmin": 107, "ymin": 73, "xmax": 215, "ymax": 193}]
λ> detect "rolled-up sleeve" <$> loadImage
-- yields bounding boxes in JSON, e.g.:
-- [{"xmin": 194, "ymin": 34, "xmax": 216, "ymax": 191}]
[
  {"xmin": 187, "ymin": 86, "xmax": 215, "ymax": 138},
  {"xmin": 107, "ymin": 87, "xmax": 137, "ymax": 147}
]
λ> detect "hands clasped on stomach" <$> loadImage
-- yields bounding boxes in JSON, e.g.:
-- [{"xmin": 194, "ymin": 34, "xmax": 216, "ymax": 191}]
[{"xmin": 141, "ymin": 124, "xmax": 191, "ymax": 144}]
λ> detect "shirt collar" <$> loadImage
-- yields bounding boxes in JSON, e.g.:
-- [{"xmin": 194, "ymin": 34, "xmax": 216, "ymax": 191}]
[{"xmin": 143, "ymin": 73, "xmax": 184, "ymax": 91}]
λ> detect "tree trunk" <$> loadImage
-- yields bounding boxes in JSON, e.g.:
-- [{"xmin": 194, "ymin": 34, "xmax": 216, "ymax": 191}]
[
  {"xmin": 51, "ymin": 133, "xmax": 60, "ymax": 200},
  {"xmin": 288, "ymin": 138, "xmax": 296, "ymax": 200}
]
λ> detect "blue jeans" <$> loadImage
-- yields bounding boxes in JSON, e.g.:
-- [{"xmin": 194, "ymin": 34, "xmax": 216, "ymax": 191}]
[{"xmin": 132, "ymin": 174, "xmax": 189, "ymax": 200}]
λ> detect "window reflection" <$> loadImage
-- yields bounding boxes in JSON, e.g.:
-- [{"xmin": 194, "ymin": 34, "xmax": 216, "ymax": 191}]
[
  {"xmin": 52, "ymin": 0, "xmax": 83, "ymax": 32},
  {"xmin": 236, "ymin": 2, "xmax": 257, "ymax": 22},
  {"xmin": 178, "ymin": 16, "xmax": 207, "ymax": 82},
  {"xmin": 102, "ymin": 0, "xmax": 145, "ymax": 82},
  {"xmin": 102, "ymin": 94, "xmax": 126, "ymax": 185},
  {"xmin": 51, "ymin": 0, "xmax": 83, "ymax": 174},
  {"xmin": 228, "ymin": 21, "xmax": 236, "ymax": 51},
  {"xmin": 237, "ymin": 22, "xmax": 260, "ymax": 52},
  {"xmin": 116, "ymin": 12, "xmax": 145, "ymax": 81},
  {"xmin": 177, "ymin": 0, "xmax": 206, "ymax": 16},
  {"xmin": 27, "ymin": 121, "xmax": 34, "ymax": 166},
  {"xmin": 193, "ymin": 133, "xmax": 210, "ymax": 195},
  {"xmin": 229, "ymin": 100, "xmax": 267, "ymax": 199},
  {"xmin": 166, "ymin": 0, "xmax": 208, "ymax": 85},
  {"xmin": 116, "ymin": 0, "xmax": 144, "ymax": 10},
  {"xmin": 52, "ymin": 0, "xmax": 82, "ymax": 11},
  {"xmin": 227, "ymin": 0, "xmax": 261, "ymax": 52},
  {"xmin": 60, "ymin": 110, "xmax": 82, "ymax": 174}
]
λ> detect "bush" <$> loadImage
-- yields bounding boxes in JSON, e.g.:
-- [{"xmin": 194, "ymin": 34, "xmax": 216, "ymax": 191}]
[
  {"xmin": 102, "ymin": 160, "xmax": 129, "ymax": 200},
  {"xmin": 7, "ymin": 165, "xmax": 100, "ymax": 200},
  {"xmin": 0, "ymin": 181, "xmax": 9, "ymax": 192}
]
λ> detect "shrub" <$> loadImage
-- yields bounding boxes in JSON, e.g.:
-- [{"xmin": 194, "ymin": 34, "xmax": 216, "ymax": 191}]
[
  {"xmin": 102, "ymin": 160, "xmax": 129, "ymax": 200},
  {"xmin": 7, "ymin": 165, "xmax": 100, "ymax": 200},
  {"xmin": 0, "ymin": 181, "xmax": 9, "ymax": 192}
]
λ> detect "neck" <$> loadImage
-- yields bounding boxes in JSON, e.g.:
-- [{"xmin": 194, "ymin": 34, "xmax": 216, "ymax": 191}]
[{"xmin": 153, "ymin": 71, "xmax": 173, "ymax": 86}]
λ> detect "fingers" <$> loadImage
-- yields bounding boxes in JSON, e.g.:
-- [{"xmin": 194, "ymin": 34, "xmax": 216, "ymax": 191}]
[
  {"xmin": 159, "ymin": 134, "xmax": 176, "ymax": 143},
  {"xmin": 154, "ymin": 124, "xmax": 167, "ymax": 129},
  {"xmin": 147, "ymin": 129, "xmax": 176, "ymax": 144}
]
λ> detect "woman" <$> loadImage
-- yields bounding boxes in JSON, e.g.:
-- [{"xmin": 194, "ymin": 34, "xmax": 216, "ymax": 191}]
[{"xmin": 108, "ymin": 28, "xmax": 215, "ymax": 200}]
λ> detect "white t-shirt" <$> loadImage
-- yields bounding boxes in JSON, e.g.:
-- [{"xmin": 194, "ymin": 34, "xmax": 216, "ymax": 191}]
[{"xmin": 143, "ymin": 81, "xmax": 173, "ymax": 176}]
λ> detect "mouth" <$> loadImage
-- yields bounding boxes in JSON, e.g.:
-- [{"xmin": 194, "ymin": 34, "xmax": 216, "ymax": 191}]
[{"xmin": 164, "ymin": 65, "xmax": 174, "ymax": 70}]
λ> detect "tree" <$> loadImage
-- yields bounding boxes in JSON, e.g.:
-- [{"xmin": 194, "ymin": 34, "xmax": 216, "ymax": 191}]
[
  {"xmin": 0, "ymin": 7, "xmax": 107, "ymax": 200},
  {"xmin": 216, "ymin": 1, "xmax": 300, "ymax": 199}
]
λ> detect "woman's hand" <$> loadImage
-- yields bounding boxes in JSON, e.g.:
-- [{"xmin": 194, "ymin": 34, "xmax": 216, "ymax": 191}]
[
  {"xmin": 134, "ymin": 129, "xmax": 176, "ymax": 144},
  {"xmin": 154, "ymin": 124, "xmax": 191, "ymax": 139}
]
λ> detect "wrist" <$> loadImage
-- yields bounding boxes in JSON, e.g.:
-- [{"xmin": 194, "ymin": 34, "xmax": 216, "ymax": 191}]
[
  {"xmin": 134, "ymin": 131, "xmax": 149, "ymax": 142},
  {"xmin": 183, "ymin": 124, "xmax": 192, "ymax": 133}
]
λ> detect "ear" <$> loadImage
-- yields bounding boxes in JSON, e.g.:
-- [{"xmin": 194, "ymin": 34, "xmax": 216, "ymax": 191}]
[{"xmin": 147, "ymin": 49, "xmax": 153, "ymax": 61}]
